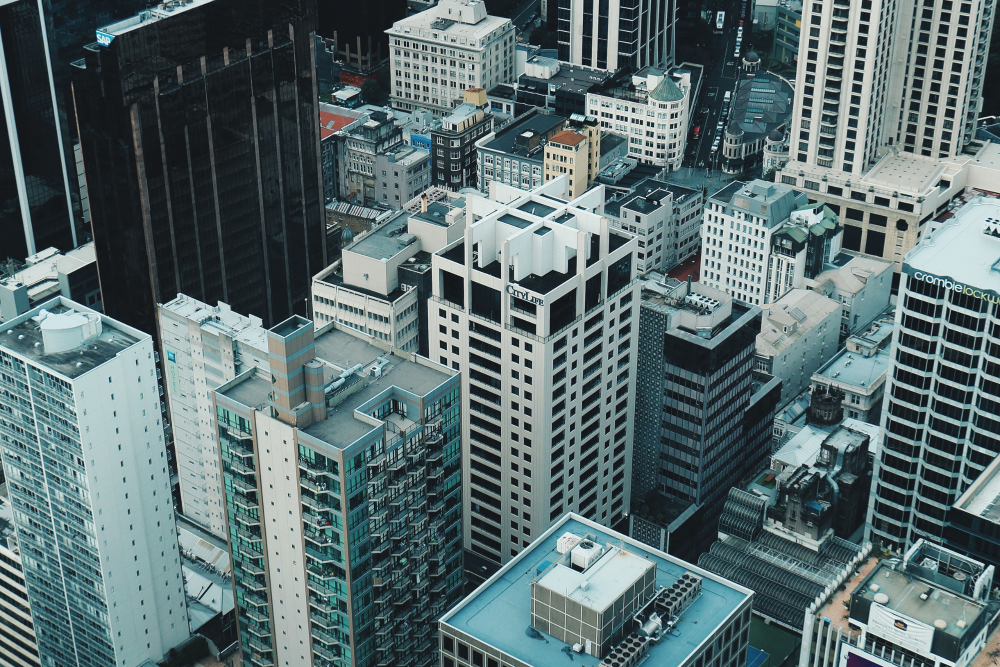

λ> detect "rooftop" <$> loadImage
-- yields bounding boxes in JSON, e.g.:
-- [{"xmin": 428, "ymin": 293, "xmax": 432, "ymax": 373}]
[
  {"xmin": 0, "ymin": 298, "xmax": 142, "ymax": 380},
  {"xmin": 548, "ymin": 130, "xmax": 586, "ymax": 147},
  {"xmin": 518, "ymin": 59, "xmax": 611, "ymax": 96},
  {"xmin": 757, "ymin": 289, "xmax": 840, "ymax": 357},
  {"xmin": 604, "ymin": 178, "xmax": 696, "ymax": 219},
  {"xmin": 813, "ymin": 347, "xmax": 890, "ymax": 393},
  {"xmin": 389, "ymin": 0, "xmax": 511, "ymax": 43},
  {"xmin": 903, "ymin": 196, "xmax": 1000, "ymax": 295},
  {"xmin": 480, "ymin": 110, "xmax": 567, "ymax": 158},
  {"xmin": 536, "ymin": 544, "xmax": 655, "ymax": 613},
  {"xmin": 381, "ymin": 144, "xmax": 430, "ymax": 167},
  {"xmin": 319, "ymin": 107, "xmax": 361, "ymax": 140},
  {"xmin": 441, "ymin": 514, "xmax": 752, "ymax": 667},
  {"xmin": 160, "ymin": 294, "xmax": 267, "ymax": 352},
  {"xmin": 711, "ymin": 180, "xmax": 806, "ymax": 228},
  {"xmin": 771, "ymin": 419, "xmax": 880, "ymax": 471},
  {"xmin": 344, "ymin": 211, "xmax": 415, "ymax": 261},
  {"xmin": 728, "ymin": 71, "xmax": 793, "ymax": 141},
  {"xmin": 812, "ymin": 252, "xmax": 892, "ymax": 295}
]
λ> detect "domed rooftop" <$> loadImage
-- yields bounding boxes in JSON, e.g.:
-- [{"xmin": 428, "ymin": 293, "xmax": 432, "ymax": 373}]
[
  {"xmin": 649, "ymin": 76, "xmax": 684, "ymax": 102},
  {"xmin": 341, "ymin": 226, "xmax": 355, "ymax": 245},
  {"xmin": 727, "ymin": 121, "xmax": 744, "ymax": 136},
  {"xmin": 744, "ymin": 51, "xmax": 760, "ymax": 63},
  {"xmin": 768, "ymin": 128, "xmax": 785, "ymax": 142}
]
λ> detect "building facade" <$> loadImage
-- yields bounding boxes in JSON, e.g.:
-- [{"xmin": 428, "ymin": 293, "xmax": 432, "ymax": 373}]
[
  {"xmin": 0, "ymin": 493, "xmax": 39, "ymax": 667},
  {"xmin": 386, "ymin": 0, "xmax": 515, "ymax": 116},
  {"xmin": 868, "ymin": 197, "xmax": 1000, "ymax": 550},
  {"xmin": 431, "ymin": 89, "xmax": 493, "ymax": 190},
  {"xmin": 0, "ymin": 298, "xmax": 188, "ymax": 667},
  {"xmin": 604, "ymin": 178, "xmax": 702, "ymax": 274},
  {"xmin": 0, "ymin": 0, "xmax": 77, "ymax": 263},
  {"xmin": 772, "ymin": 0, "xmax": 803, "ymax": 67},
  {"xmin": 157, "ymin": 296, "xmax": 270, "ymax": 538},
  {"xmin": 587, "ymin": 67, "xmax": 692, "ymax": 171},
  {"xmin": 429, "ymin": 177, "xmax": 639, "ymax": 565},
  {"xmin": 720, "ymin": 64, "xmax": 793, "ymax": 175},
  {"xmin": 73, "ymin": 0, "xmax": 324, "ymax": 334},
  {"xmin": 215, "ymin": 318, "xmax": 463, "ymax": 667},
  {"xmin": 476, "ymin": 109, "xmax": 567, "ymax": 194},
  {"xmin": 343, "ymin": 110, "xmax": 405, "ymax": 207},
  {"xmin": 764, "ymin": 205, "xmax": 843, "ymax": 303},
  {"xmin": 542, "ymin": 130, "xmax": 590, "ymax": 199},
  {"xmin": 0, "ymin": 244, "xmax": 100, "ymax": 322},
  {"xmin": 556, "ymin": 0, "xmax": 676, "ymax": 72},
  {"xmin": 633, "ymin": 280, "xmax": 778, "ymax": 561},
  {"xmin": 375, "ymin": 145, "xmax": 432, "ymax": 208},
  {"xmin": 756, "ymin": 288, "xmax": 841, "ymax": 407}
]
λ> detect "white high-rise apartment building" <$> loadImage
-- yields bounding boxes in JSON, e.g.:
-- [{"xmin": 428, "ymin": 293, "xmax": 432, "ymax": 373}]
[
  {"xmin": 387, "ymin": 0, "xmax": 515, "ymax": 116},
  {"xmin": 429, "ymin": 176, "xmax": 639, "ymax": 565},
  {"xmin": 0, "ymin": 297, "xmax": 188, "ymax": 667},
  {"xmin": 787, "ymin": 0, "xmax": 995, "ymax": 174},
  {"xmin": 157, "ymin": 295, "xmax": 269, "ymax": 538}
]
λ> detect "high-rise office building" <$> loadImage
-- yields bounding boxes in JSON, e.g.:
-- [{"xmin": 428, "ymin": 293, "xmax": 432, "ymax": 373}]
[
  {"xmin": 319, "ymin": 1, "xmax": 406, "ymax": 72},
  {"xmin": 868, "ymin": 196, "xmax": 1000, "ymax": 550},
  {"xmin": 0, "ymin": 297, "xmax": 188, "ymax": 667},
  {"xmin": 557, "ymin": 0, "xmax": 675, "ymax": 71},
  {"xmin": 0, "ymin": 0, "xmax": 77, "ymax": 262},
  {"xmin": 632, "ymin": 279, "xmax": 780, "ymax": 561},
  {"xmin": 215, "ymin": 317, "xmax": 463, "ymax": 667},
  {"xmin": 0, "ymin": 492, "xmax": 40, "ymax": 667},
  {"xmin": 428, "ymin": 176, "xmax": 639, "ymax": 565},
  {"xmin": 386, "ymin": 0, "xmax": 515, "ymax": 117},
  {"xmin": 72, "ymin": 0, "xmax": 324, "ymax": 335},
  {"xmin": 157, "ymin": 295, "xmax": 270, "ymax": 538}
]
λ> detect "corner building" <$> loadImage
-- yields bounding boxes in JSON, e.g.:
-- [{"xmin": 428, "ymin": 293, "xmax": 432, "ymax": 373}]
[
  {"xmin": 0, "ymin": 298, "xmax": 188, "ymax": 667},
  {"xmin": 868, "ymin": 196, "xmax": 1000, "ymax": 550},
  {"xmin": 214, "ymin": 317, "xmax": 463, "ymax": 667},
  {"xmin": 429, "ymin": 176, "xmax": 639, "ymax": 565}
]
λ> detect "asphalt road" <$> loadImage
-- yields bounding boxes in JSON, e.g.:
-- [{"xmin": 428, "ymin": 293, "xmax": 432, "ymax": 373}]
[
  {"xmin": 510, "ymin": 0, "xmax": 540, "ymax": 33},
  {"xmin": 688, "ymin": 0, "xmax": 754, "ymax": 174}
]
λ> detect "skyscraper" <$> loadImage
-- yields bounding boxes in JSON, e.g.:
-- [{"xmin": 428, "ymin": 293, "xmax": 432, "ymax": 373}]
[
  {"xmin": 632, "ymin": 279, "xmax": 780, "ymax": 561},
  {"xmin": 72, "ymin": 0, "xmax": 325, "ymax": 335},
  {"xmin": 868, "ymin": 196, "xmax": 1000, "ymax": 550},
  {"xmin": 428, "ymin": 176, "xmax": 639, "ymax": 565},
  {"xmin": 319, "ymin": 1, "xmax": 406, "ymax": 73},
  {"xmin": 0, "ymin": 297, "xmax": 188, "ymax": 667},
  {"xmin": 214, "ymin": 317, "xmax": 463, "ymax": 667},
  {"xmin": 0, "ymin": 0, "xmax": 77, "ymax": 262},
  {"xmin": 557, "ymin": 0, "xmax": 675, "ymax": 71}
]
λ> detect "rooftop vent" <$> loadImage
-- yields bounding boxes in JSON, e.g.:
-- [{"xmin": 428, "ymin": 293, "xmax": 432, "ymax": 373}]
[
  {"xmin": 556, "ymin": 532, "xmax": 583, "ymax": 554},
  {"xmin": 571, "ymin": 540, "xmax": 604, "ymax": 571},
  {"xmin": 35, "ymin": 309, "xmax": 103, "ymax": 354}
]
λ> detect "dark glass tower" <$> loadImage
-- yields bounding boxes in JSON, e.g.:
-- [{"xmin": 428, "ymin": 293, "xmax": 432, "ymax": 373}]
[
  {"xmin": 317, "ymin": 0, "xmax": 405, "ymax": 72},
  {"xmin": 72, "ymin": 0, "xmax": 325, "ymax": 335},
  {"xmin": 0, "ymin": 0, "xmax": 76, "ymax": 262}
]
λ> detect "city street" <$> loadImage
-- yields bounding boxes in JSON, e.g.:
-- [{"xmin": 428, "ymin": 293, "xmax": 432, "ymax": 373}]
[{"xmin": 689, "ymin": 0, "xmax": 752, "ymax": 174}]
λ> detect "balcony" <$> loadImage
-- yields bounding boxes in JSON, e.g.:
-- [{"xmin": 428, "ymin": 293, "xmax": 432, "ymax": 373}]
[
  {"xmin": 244, "ymin": 592, "xmax": 270, "ymax": 608},
  {"xmin": 236, "ymin": 526, "xmax": 262, "ymax": 542},
  {"xmin": 239, "ymin": 542, "xmax": 265, "ymax": 560},
  {"xmin": 300, "ymin": 476, "xmax": 333, "ymax": 495},
  {"xmin": 301, "ymin": 494, "xmax": 333, "ymax": 513},
  {"xmin": 236, "ymin": 513, "xmax": 261, "ymax": 528},
  {"xmin": 306, "ymin": 545, "xmax": 340, "ymax": 565},
  {"xmin": 239, "ymin": 573, "xmax": 268, "ymax": 592},
  {"xmin": 313, "ymin": 644, "xmax": 339, "ymax": 662},
  {"xmin": 245, "ymin": 635, "xmax": 274, "ymax": 654},
  {"xmin": 310, "ymin": 612, "xmax": 339, "ymax": 630},
  {"xmin": 245, "ymin": 606, "xmax": 270, "ymax": 623},
  {"xmin": 240, "ymin": 559, "xmax": 266, "ymax": 576},
  {"xmin": 231, "ymin": 477, "xmax": 257, "ymax": 494},
  {"xmin": 312, "ymin": 625, "xmax": 342, "ymax": 648}
]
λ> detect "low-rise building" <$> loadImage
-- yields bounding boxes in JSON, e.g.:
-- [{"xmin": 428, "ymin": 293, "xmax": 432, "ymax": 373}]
[
  {"xmin": 804, "ymin": 252, "xmax": 893, "ymax": 338},
  {"xmin": 342, "ymin": 109, "xmax": 404, "ymax": 205},
  {"xmin": 438, "ymin": 513, "xmax": 754, "ymax": 667},
  {"xmin": 375, "ymin": 144, "xmax": 432, "ymax": 207},
  {"xmin": 431, "ymin": 88, "xmax": 494, "ymax": 190},
  {"xmin": 720, "ymin": 59, "xmax": 793, "ymax": 175},
  {"xmin": 312, "ymin": 193, "xmax": 467, "ymax": 356},
  {"xmin": 802, "ymin": 541, "xmax": 998, "ymax": 667},
  {"xmin": 320, "ymin": 104, "xmax": 368, "ymax": 204},
  {"xmin": 587, "ymin": 66, "xmax": 695, "ymax": 171},
  {"xmin": 543, "ymin": 129, "xmax": 589, "ymax": 198},
  {"xmin": 0, "ymin": 244, "xmax": 100, "ymax": 321},
  {"xmin": 386, "ymin": 0, "xmax": 515, "ymax": 115},
  {"xmin": 765, "ymin": 204, "xmax": 843, "ymax": 303},
  {"xmin": 604, "ymin": 178, "xmax": 702, "ymax": 274},
  {"xmin": 772, "ymin": 0, "xmax": 803, "ymax": 67},
  {"xmin": 476, "ymin": 108, "xmax": 567, "ymax": 194},
  {"xmin": 810, "ymin": 319, "xmax": 893, "ymax": 424},
  {"xmin": 756, "ymin": 288, "xmax": 841, "ymax": 407}
]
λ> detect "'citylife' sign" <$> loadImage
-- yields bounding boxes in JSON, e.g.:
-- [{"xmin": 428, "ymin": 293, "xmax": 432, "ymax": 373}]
[
  {"xmin": 904, "ymin": 265, "xmax": 1000, "ymax": 305},
  {"xmin": 506, "ymin": 285, "xmax": 543, "ymax": 306},
  {"xmin": 96, "ymin": 31, "xmax": 114, "ymax": 47}
]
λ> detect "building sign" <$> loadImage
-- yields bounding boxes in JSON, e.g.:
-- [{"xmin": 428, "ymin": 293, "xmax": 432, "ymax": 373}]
[
  {"xmin": 96, "ymin": 31, "xmax": 114, "ymax": 47},
  {"xmin": 506, "ymin": 285, "xmax": 543, "ymax": 306},
  {"xmin": 903, "ymin": 265, "xmax": 1000, "ymax": 305},
  {"xmin": 867, "ymin": 605, "xmax": 934, "ymax": 655}
]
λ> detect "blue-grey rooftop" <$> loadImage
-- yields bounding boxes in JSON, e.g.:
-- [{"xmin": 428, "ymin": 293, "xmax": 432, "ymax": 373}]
[
  {"xmin": 441, "ymin": 514, "xmax": 752, "ymax": 667},
  {"xmin": 814, "ymin": 347, "xmax": 890, "ymax": 390},
  {"xmin": 709, "ymin": 180, "xmax": 806, "ymax": 228}
]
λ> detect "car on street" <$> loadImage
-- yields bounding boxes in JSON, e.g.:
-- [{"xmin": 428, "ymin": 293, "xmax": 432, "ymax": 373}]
[
  {"xmin": 700, "ymin": 107, "xmax": 710, "ymax": 115},
  {"xmin": 693, "ymin": 125, "xmax": 701, "ymax": 139}
]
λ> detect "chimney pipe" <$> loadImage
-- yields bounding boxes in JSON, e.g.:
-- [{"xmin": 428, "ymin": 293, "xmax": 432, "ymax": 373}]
[
  {"xmin": 421, "ymin": 193, "xmax": 428, "ymax": 213},
  {"xmin": 687, "ymin": 274, "xmax": 692, "ymax": 291}
]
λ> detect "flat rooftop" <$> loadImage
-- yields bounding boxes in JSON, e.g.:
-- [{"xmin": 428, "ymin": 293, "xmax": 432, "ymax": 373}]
[
  {"xmin": 814, "ymin": 347, "xmax": 889, "ymax": 390},
  {"xmin": 345, "ymin": 211, "xmax": 414, "ymax": 260},
  {"xmin": 904, "ymin": 196, "xmax": 1000, "ymax": 295},
  {"xmin": 442, "ymin": 515, "xmax": 751, "ymax": 667},
  {"xmin": 536, "ymin": 545, "xmax": 655, "ymax": 612},
  {"xmin": 481, "ymin": 112, "xmax": 566, "ymax": 157},
  {"xmin": 0, "ymin": 299, "xmax": 142, "ymax": 379},
  {"xmin": 862, "ymin": 150, "xmax": 946, "ymax": 193},
  {"xmin": 160, "ymin": 294, "xmax": 267, "ymax": 352},
  {"xmin": 854, "ymin": 562, "xmax": 986, "ymax": 642}
]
